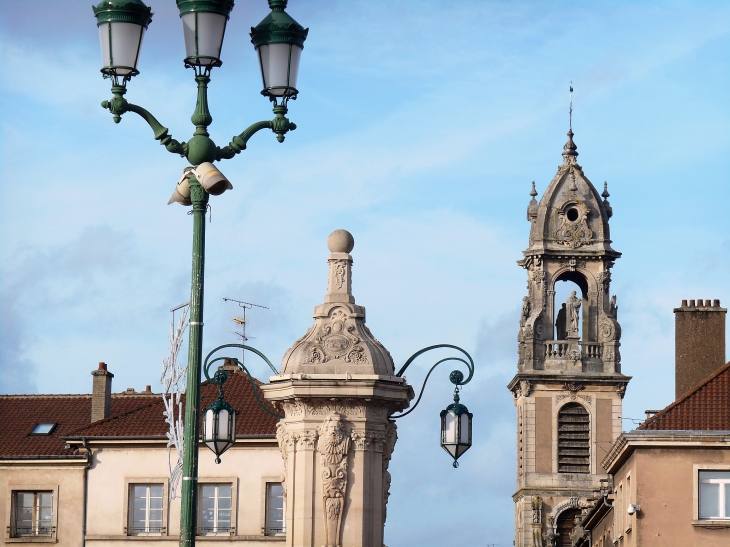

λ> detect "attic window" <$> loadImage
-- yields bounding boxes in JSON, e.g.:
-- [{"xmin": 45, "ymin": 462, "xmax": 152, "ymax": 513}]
[
  {"xmin": 30, "ymin": 423, "xmax": 57, "ymax": 435},
  {"xmin": 566, "ymin": 208, "xmax": 579, "ymax": 222}
]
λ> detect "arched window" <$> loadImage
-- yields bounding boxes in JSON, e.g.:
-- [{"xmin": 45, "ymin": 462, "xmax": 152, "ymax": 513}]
[
  {"xmin": 558, "ymin": 403, "xmax": 590, "ymax": 473},
  {"xmin": 556, "ymin": 508, "xmax": 581, "ymax": 547}
]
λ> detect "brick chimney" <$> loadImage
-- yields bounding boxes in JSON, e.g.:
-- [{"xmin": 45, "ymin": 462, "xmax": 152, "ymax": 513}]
[
  {"xmin": 675, "ymin": 299, "xmax": 726, "ymax": 399},
  {"xmin": 91, "ymin": 362, "xmax": 114, "ymax": 422}
]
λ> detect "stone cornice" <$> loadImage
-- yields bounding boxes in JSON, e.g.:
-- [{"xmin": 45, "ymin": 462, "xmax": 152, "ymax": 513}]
[
  {"xmin": 507, "ymin": 372, "xmax": 631, "ymax": 392},
  {"xmin": 601, "ymin": 430, "xmax": 730, "ymax": 473}
]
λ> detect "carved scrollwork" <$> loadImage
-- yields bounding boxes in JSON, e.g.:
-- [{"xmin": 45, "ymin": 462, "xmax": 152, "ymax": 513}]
[
  {"xmin": 555, "ymin": 202, "xmax": 593, "ymax": 248},
  {"xmin": 333, "ymin": 260, "xmax": 347, "ymax": 289},
  {"xmin": 318, "ymin": 414, "xmax": 350, "ymax": 547},
  {"xmin": 304, "ymin": 307, "xmax": 370, "ymax": 365}
]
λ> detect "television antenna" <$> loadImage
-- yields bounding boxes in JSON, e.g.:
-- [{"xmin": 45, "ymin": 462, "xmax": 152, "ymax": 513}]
[{"xmin": 222, "ymin": 298, "xmax": 268, "ymax": 366}]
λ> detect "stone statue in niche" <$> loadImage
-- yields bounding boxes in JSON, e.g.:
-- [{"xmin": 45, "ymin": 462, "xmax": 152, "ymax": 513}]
[
  {"xmin": 566, "ymin": 291, "xmax": 581, "ymax": 338},
  {"xmin": 556, "ymin": 303, "xmax": 567, "ymax": 340}
]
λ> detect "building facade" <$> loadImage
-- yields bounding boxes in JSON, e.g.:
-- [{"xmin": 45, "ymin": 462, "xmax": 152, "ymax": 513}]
[
  {"xmin": 508, "ymin": 129, "xmax": 630, "ymax": 547},
  {"xmin": 1, "ymin": 363, "xmax": 283, "ymax": 546},
  {"xmin": 576, "ymin": 300, "xmax": 729, "ymax": 547}
]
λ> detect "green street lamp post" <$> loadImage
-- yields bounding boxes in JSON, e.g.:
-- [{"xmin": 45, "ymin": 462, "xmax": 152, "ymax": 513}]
[{"xmin": 92, "ymin": 1, "xmax": 308, "ymax": 546}]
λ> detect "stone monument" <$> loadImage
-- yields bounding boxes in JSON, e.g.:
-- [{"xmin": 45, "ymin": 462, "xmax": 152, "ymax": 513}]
[{"xmin": 261, "ymin": 229, "xmax": 414, "ymax": 547}]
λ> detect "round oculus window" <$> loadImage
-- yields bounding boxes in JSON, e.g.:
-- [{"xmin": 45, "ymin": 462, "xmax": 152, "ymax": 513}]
[{"xmin": 566, "ymin": 208, "xmax": 579, "ymax": 222}]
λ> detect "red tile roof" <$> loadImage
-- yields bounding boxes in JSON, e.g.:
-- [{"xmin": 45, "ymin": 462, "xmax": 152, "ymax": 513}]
[
  {"xmin": 0, "ymin": 369, "xmax": 277, "ymax": 457},
  {"xmin": 0, "ymin": 394, "xmax": 156, "ymax": 458},
  {"xmin": 639, "ymin": 360, "xmax": 730, "ymax": 431},
  {"xmin": 64, "ymin": 369, "xmax": 278, "ymax": 439}
]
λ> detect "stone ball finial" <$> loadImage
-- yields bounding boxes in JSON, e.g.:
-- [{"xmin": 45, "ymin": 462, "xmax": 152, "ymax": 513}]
[{"xmin": 327, "ymin": 229, "xmax": 354, "ymax": 254}]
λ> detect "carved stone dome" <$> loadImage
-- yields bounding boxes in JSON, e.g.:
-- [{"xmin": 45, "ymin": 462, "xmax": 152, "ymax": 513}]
[
  {"xmin": 526, "ymin": 131, "xmax": 618, "ymax": 257},
  {"xmin": 279, "ymin": 230, "xmax": 396, "ymax": 377}
]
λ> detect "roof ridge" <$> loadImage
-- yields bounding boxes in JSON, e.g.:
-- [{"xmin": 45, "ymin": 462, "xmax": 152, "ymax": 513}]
[
  {"xmin": 63, "ymin": 398, "xmax": 161, "ymax": 436},
  {"xmin": 639, "ymin": 360, "xmax": 730, "ymax": 430}
]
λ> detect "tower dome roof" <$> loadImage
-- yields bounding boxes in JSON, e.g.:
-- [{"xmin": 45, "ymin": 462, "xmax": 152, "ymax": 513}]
[
  {"xmin": 525, "ymin": 130, "xmax": 619, "ymax": 259},
  {"xmin": 279, "ymin": 230, "xmax": 396, "ymax": 377}
]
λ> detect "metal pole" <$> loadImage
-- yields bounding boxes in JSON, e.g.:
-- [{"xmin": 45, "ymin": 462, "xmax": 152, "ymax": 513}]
[{"xmin": 179, "ymin": 175, "xmax": 208, "ymax": 547}]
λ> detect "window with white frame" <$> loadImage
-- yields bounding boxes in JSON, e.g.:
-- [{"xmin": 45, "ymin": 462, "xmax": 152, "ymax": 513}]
[
  {"xmin": 128, "ymin": 484, "xmax": 164, "ymax": 534},
  {"xmin": 199, "ymin": 484, "xmax": 232, "ymax": 534},
  {"xmin": 11, "ymin": 491, "xmax": 53, "ymax": 537},
  {"xmin": 265, "ymin": 483, "xmax": 285, "ymax": 535},
  {"xmin": 699, "ymin": 470, "xmax": 730, "ymax": 520}
]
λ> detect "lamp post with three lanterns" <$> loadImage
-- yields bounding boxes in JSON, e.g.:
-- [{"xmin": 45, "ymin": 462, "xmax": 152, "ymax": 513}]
[{"xmin": 92, "ymin": 1, "xmax": 307, "ymax": 545}]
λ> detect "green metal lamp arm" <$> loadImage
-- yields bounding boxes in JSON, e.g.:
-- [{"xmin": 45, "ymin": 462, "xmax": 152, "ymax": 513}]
[
  {"xmin": 203, "ymin": 343, "xmax": 283, "ymax": 419},
  {"xmin": 101, "ymin": 85, "xmax": 188, "ymax": 158},
  {"xmin": 216, "ymin": 104, "xmax": 297, "ymax": 160},
  {"xmin": 391, "ymin": 344, "xmax": 475, "ymax": 419}
]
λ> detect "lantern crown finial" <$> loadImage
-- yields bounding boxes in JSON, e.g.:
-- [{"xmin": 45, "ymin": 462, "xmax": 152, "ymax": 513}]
[{"xmin": 93, "ymin": 0, "xmax": 153, "ymax": 28}]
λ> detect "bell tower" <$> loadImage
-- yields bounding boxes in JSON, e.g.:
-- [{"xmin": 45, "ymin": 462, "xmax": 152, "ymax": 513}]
[{"xmin": 508, "ymin": 129, "xmax": 630, "ymax": 547}]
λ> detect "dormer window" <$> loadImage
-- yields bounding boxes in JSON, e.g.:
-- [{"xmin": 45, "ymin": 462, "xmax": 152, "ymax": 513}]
[
  {"xmin": 30, "ymin": 423, "xmax": 57, "ymax": 436},
  {"xmin": 566, "ymin": 207, "xmax": 579, "ymax": 222}
]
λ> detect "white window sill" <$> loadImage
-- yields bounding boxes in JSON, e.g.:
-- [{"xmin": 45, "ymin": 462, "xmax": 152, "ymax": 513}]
[{"xmin": 692, "ymin": 519, "xmax": 730, "ymax": 528}]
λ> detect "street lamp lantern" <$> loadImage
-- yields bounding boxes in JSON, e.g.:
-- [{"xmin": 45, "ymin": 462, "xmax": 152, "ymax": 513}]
[
  {"xmin": 439, "ymin": 371, "xmax": 473, "ymax": 468},
  {"xmin": 202, "ymin": 371, "xmax": 237, "ymax": 464},
  {"xmin": 250, "ymin": 0, "xmax": 309, "ymax": 98},
  {"xmin": 177, "ymin": 0, "xmax": 234, "ymax": 69},
  {"xmin": 93, "ymin": 0, "xmax": 153, "ymax": 85}
]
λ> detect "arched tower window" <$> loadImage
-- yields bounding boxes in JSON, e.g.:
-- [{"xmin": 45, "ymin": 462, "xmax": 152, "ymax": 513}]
[
  {"xmin": 553, "ymin": 271, "xmax": 588, "ymax": 341},
  {"xmin": 557, "ymin": 403, "xmax": 590, "ymax": 473},
  {"xmin": 556, "ymin": 508, "xmax": 581, "ymax": 547}
]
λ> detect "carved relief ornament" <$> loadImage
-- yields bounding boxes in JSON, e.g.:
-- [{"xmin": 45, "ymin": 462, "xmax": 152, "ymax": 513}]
[
  {"xmin": 318, "ymin": 413, "xmax": 351, "ymax": 547},
  {"xmin": 304, "ymin": 307, "xmax": 369, "ymax": 365},
  {"xmin": 555, "ymin": 202, "xmax": 593, "ymax": 248}
]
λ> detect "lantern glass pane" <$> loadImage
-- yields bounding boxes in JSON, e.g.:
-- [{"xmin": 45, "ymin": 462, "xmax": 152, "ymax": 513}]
[
  {"xmin": 108, "ymin": 22, "xmax": 144, "ymax": 74},
  {"xmin": 444, "ymin": 444, "xmax": 458, "ymax": 458},
  {"xmin": 99, "ymin": 24, "xmax": 112, "ymax": 68},
  {"xmin": 182, "ymin": 12, "xmax": 227, "ymax": 65},
  {"xmin": 443, "ymin": 412, "xmax": 456, "ymax": 444},
  {"xmin": 218, "ymin": 409, "xmax": 229, "ymax": 439},
  {"xmin": 258, "ymin": 43, "xmax": 302, "ymax": 96},
  {"xmin": 459, "ymin": 413, "xmax": 471, "ymax": 444},
  {"xmin": 204, "ymin": 408, "xmax": 215, "ymax": 441},
  {"xmin": 181, "ymin": 13, "xmax": 196, "ymax": 59}
]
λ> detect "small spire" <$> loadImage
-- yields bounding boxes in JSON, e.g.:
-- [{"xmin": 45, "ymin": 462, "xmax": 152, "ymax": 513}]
[
  {"xmin": 602, "ymin": 182, "xmax": 613, "ymax": 219},
  {"xmin": 529, "ymin": 181, "xmax": 537, "ymax": 198},
  {"xmin": 562, "ymin": 129, "xmax": 578, "ymax": 163},
  {"xmin": 602, "ymin": 181, "xmax": 610, "ymax": 199},
  {"xmin": 325, "ymin": 229, "xmax": 355, "ymax": 304}
]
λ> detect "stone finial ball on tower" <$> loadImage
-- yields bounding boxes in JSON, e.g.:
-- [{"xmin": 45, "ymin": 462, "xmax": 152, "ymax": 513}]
[{"xmin": 327, "ymin": 229, "xmax": 355, "ymax": 254}]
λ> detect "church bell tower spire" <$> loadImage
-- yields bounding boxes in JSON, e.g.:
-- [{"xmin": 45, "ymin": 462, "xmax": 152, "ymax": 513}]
[{"xmin": 509, "ymin": 123, "xmax": 631, "ymax": 547}]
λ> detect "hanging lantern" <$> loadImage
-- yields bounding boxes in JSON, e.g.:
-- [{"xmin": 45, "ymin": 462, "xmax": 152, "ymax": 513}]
[
  {"xmin": 440, "ymin": 387, "xmax": 473, "ymax": 468},
  {"xmin": 93, "ymin": 0, "xmax": 153, "ymax": 84},
  {"xmin": 202, "ymin": 371, "xmax": 237, "ymax": 463},
  {"xmin": 250, "ymin": 0, "xmax": 308, "ymax": 99},
  {"xmin": 177, "ymin": 0, "xmax": 235, "ymax": 69}
]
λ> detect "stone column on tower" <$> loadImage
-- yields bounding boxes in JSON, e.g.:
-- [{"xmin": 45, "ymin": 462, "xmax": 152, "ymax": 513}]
[{"xmin": 261, "ymin": 230, "xmax": 414, "ymax": 547}]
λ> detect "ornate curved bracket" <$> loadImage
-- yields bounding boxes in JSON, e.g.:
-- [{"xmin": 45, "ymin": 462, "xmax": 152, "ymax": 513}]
[
  {"xmin": 203, "ymin": 343, "xmax": 284, "ymax": 419},
  {"xmin": 216, "ymin": 104, "xmax": 297, "ymax": 160},
  {"xmin": 391, "ymin": 344, "xmax": 475, "ymax": 419},
  {"xmin": 101, "ymin": 86, "xmax": 187, "ymax": 157},
  {"xmin": 102, "ymin": 84, "xmax": 296, "ymax": 165}
]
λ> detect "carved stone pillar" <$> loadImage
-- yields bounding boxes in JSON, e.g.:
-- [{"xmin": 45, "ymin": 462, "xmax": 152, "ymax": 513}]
[{"xmin": 262, "ymin": 230, "xmax": 413, "ymax": 547}]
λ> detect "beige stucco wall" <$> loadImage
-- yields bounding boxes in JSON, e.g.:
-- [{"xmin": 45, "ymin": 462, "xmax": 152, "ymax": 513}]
[
  {"xmin": 84, "ymin": 440, "xmax": 284, "ymax": 546},
  {"xmin": 0, "ymin": 460, "xmax": 86, "ymax": 546},
  {"xmin": 605, "ymin": 448, "xmax": 730, "ymax": 547},
  {"xmin": 632, "ymin": 448, "xmax": 730, "ymax": 547}
]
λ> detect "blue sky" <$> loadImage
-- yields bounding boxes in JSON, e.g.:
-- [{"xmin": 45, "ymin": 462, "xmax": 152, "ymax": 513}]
[{"xmin": 1, "ymin": 1, "xmax": 729, "ymax": 545}]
